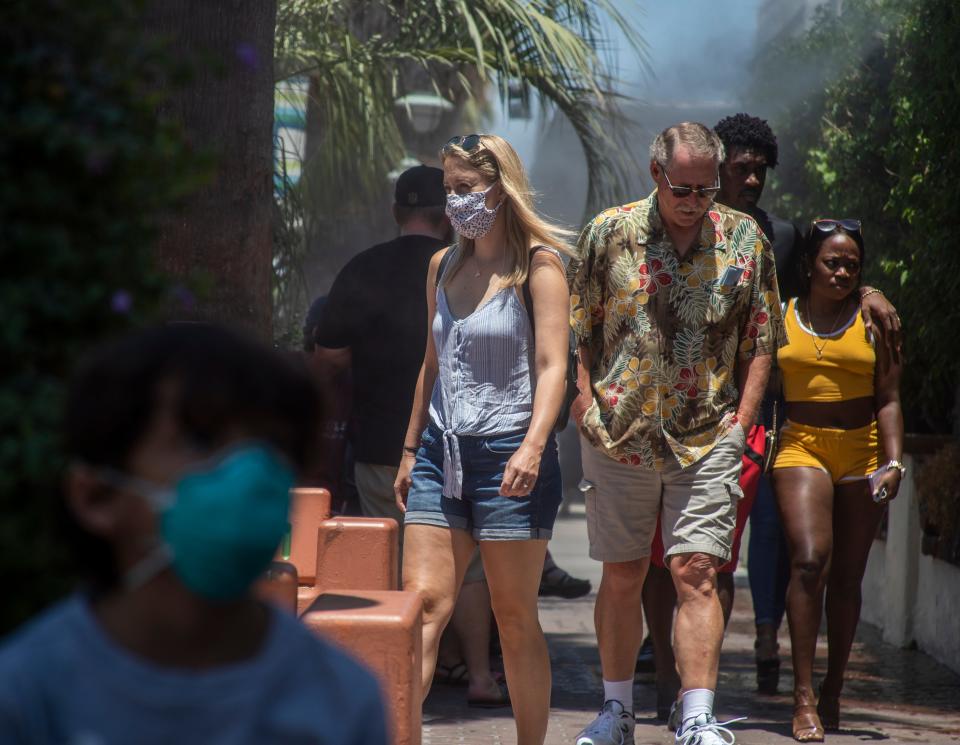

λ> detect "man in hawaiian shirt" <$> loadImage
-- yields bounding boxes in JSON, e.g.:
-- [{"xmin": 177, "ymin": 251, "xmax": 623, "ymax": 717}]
[{"xmin": 570, "ymin": 122, "xmax": 784, "ymax": 745}]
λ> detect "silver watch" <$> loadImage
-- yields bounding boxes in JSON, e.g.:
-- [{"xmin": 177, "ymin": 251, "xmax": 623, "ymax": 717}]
[{"xmin": 885, "ymin": 459, "xmax": 906, "ymax": 477}]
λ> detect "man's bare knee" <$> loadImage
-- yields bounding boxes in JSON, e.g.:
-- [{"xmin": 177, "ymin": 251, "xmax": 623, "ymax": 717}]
[
  {"xmin": 600, "ymin": 558, "xmax": 648, "ymax": 594},
  {"xmin": 669, "ymin": 552, "xmax": 720, "ymax": 602}
]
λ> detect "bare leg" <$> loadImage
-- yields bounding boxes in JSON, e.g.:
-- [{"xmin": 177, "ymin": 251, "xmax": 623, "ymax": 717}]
[
  {"xmin": 670, "ymin": 552, "xmax": 724, "ymax": 692},
  {"xmin": 597, "ymin": 558, "xmax": 649, "ymax": 683},
  {"xmin": 819, "ymin": 479, "xmax": 886, "ymax": 729},
  {"xmin": 481, "ymin": 538, "xmax": 551, "ymax": 745},
  {"xmin": 450, "ymin": 579, "xmax": 502, "ymax": 702},
  {"xmin": 774, "ymin": 466, "xmax": 834, "ymax": 741},
  {"xmin": 403, "ymin": 524, "xmax": 479, "ymax": 700},
  {"xmin": 642, "ymin": 563, "xmax": 680, "ymax": 715}
]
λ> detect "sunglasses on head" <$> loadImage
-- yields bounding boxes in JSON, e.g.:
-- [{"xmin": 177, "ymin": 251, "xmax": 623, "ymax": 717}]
[
  {"xmin": 443, "ymin": 133, "xmax": 483, "ymax": 153},
  {"xmin": 813, "ymin": 218, "xmax": 862, "ymax": 234},
  {"xmin": 660, "ymin": 165, "xmax": 721, "ymax": 199}
]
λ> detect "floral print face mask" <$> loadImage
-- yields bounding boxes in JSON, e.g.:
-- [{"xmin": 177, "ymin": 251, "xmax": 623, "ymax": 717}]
[{"xmin": 445, "ymin": 184, "xmax": 503, "ymax": 239}]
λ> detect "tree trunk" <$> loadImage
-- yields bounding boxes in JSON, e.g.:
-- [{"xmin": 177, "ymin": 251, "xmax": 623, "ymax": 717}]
[{"xmin": 146, "ymin": 0, "xmax": 277, "ymax": 339}]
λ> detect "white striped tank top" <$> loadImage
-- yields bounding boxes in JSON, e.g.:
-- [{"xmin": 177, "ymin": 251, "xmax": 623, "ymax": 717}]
[{"xmin": 428, "ymin": 246, "xmax": 556, "ymax": 498}]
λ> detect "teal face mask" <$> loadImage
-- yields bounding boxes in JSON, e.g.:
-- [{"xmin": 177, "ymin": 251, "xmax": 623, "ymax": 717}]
[{"xmin": 102, "ymin": 444, "xmax": 294, "ymax": 601}]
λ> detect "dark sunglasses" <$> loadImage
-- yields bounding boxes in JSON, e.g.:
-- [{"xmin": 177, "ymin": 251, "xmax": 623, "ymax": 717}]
[
  {"xmin": 443, "ymin": 133, "xmax": 483, "ymax": 153},
  {"xmin": 661, "ymin": 168, "xmax": 721, "ymax": 199},
  {"xmin": 813, "ymin": 218, "xmax": 862, "ymax": 234}
]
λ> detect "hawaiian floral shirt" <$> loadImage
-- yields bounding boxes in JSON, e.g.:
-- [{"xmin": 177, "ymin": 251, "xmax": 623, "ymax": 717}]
[{"xmin": 568, "ymin": 191, "xmax": 785, "ymax": 469}]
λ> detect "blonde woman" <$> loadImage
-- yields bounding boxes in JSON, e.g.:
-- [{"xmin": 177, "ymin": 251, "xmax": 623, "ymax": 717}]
[{"xmin": 394, "ymin": 134, "xmax": 572, "ymax": 745}]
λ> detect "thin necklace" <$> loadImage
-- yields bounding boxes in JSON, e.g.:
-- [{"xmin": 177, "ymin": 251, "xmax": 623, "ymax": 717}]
[
  {"xmin": 472, "ymin": 250, "xmax": 507, "ymax": 279},
  {"xmin": 806, "ymin": 297, "xmax": 850, "ymax": 360}
]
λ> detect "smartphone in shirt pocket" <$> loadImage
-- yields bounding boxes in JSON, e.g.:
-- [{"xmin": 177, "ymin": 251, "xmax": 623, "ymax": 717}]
[{"xmin": 719, "ymin": 264, "xmax": 745, "ymax": 288}]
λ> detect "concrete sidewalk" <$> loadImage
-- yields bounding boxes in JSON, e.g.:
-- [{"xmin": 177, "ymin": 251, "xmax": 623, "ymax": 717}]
[{"xmin": 422, "ymin": 507, "xmax": 960, "ymax": 744}]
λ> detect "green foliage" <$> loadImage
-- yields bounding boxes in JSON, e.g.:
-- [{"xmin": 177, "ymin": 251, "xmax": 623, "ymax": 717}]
[
  {"xmin": 0, "ymin": 0, "xmax": 196, "ymax": 630},
  {"xmin": 749, "ymin": 0, "xmax": 960, "ymax": 432},
  {"xmin": 274, "ymin": 0, "xmax": 649, "ymax": 219},
  {"xmin": 272, "ymin": 157, "xmax": 310, "ymax": 350}
]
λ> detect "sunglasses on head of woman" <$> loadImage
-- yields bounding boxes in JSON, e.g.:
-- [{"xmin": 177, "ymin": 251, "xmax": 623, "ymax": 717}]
[
  {"xmin": 813, "ymin": 218, "xmax": 862, "ymax": 235},
  {"xmin": 442, "ymin": 134, "xmax": 483, "ymax": 154}
]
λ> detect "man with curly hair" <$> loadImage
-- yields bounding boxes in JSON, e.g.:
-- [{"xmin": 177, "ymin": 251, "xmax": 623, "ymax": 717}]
[
  {"xmin": 714, "ymin": 113, "xmax": 802, "ymax": 296},
  {"xmin": 714, "ymin": 113, "xmax": 798, "ymax": 696}
]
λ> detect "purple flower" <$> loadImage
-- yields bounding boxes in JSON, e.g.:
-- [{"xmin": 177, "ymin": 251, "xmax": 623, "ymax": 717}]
[
  {"xmin": 110, "ymin": 289, "xmax": 133, "ymax": 314},
  {"xmin": 171, "ymin": 284, "xmax": 196, "ymax": 312},
  {"xmin": 235, "ymin": 43, "xmax": 258, "ymax": 71}
]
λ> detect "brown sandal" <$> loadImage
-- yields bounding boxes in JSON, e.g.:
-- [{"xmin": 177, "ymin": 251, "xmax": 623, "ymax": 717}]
[{"xmin": 792, "ymin": 704, "xmax": 825, "ymax": 742}]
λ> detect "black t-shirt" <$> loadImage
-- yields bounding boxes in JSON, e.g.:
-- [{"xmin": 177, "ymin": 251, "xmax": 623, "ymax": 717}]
[
  {"xmin": 749, "ymin": 206, "xmax": 803, "ymax": 300},
  {"xmin": 315, "ymin": 234, "xmax": 446, "ymax": 466}
]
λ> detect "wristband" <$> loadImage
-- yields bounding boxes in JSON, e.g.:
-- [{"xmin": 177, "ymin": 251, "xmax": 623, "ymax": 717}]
[
  {"xmin": 860, "ymin": 287, "xmax": 883, "ymax": 300},
  {"xmin": 402, "ymin": 445, "xmax": 419, "ymax": 455}
]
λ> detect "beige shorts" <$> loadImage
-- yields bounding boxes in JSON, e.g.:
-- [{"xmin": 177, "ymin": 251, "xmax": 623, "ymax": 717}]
[{"xmin": 579, "ymin": 424, "xmax": 745, "ymax": 564}]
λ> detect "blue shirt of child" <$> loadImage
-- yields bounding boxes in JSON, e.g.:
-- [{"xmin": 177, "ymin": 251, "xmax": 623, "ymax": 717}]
[{"xmin": 0, "ymin": 594, "xmax": 388, "ymax": 744}]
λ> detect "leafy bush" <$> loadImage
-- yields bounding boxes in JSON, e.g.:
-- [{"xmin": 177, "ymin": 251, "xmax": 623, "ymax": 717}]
[
  {"xmin": 0, "ymin": 0, "xmax": 196, "ymax": 631},
  {"xmin": 750, "ymin": 0, "xmax": 960, "ymax": 432}
]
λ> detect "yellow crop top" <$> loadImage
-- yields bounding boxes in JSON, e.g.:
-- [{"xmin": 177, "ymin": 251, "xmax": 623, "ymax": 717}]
[{"xmin": 778, "ymin": 297, "xmax": 875, "ymax": 402}]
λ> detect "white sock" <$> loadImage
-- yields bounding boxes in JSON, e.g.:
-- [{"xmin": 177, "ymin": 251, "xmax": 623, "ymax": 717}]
[
  {"xmin": 602, "ymin": 678, "xmax": 634, "ymax": 712},
  {"xmin": 681, "ymin": 688, "xmax": 714, "ymax": 730}
]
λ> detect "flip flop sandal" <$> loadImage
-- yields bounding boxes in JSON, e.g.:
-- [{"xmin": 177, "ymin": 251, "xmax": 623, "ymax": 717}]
[
  {"xmin": 467, "ymin": 681, "xmax": 511, "ymax": 709},
  {"xmin": 433, "ymin": 660, "xmax": 469, "ymax": 687}
]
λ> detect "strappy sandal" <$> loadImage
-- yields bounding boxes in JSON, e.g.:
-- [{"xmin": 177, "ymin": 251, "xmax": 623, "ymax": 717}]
[
  {"xmin": 792, "ymin": 704, "xmax": 825, "ymax": 742},
  {"xmin": 817, "ymin": 688, "xmax": 840, "ymax": 732}
]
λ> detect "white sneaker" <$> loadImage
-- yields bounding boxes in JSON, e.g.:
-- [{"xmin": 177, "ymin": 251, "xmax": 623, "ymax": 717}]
[
  {"xmin": 575, "ymin": 700, "xmax": 635, "ymax": 745},
  {"xmin": 675, "ymin": 713, "xmax": 745, "ymax": 745}
]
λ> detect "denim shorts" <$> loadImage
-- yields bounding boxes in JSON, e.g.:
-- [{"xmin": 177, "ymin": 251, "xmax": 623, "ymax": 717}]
[{"xmin": 404, "ymin": 424, "xmax": 562, "ymax": 540}]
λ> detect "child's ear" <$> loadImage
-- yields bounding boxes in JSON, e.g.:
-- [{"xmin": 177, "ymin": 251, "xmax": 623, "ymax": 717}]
[{"xmin": 64, "ymin": 464, "xmax": 125, "ymax": 539}]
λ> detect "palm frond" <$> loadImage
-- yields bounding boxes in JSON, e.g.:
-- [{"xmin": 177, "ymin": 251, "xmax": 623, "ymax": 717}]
[{"xmin": 275, "ymin": 0, "xmax": 650, "ymax": 218}]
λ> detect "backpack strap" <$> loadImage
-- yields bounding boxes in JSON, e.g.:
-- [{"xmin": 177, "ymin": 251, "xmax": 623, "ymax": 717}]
[{"xmin": 523, "ymin": 245, "xmax": 562, "ymax": 336}]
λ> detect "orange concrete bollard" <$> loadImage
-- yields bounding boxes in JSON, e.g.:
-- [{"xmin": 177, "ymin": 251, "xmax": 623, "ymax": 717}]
[
  {"xmin": 301, "ymin": 590, "xmax": 423, "ymax": 745},
  {"xmin": 253, "ymin": 560, "xmax": 298, "ymax": 614},
  {"xmin": 284, "ymin": 487, "xmax": 332, "ymax": 584},
  {"xmin": 314, "ymin": 516, "xmax": 399, "ymax": 593}
]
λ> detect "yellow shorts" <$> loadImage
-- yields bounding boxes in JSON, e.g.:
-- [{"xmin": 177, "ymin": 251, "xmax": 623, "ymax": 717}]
[{"xmin": 773, "ymin": 420, "xmax": 880, "ymax": 484}]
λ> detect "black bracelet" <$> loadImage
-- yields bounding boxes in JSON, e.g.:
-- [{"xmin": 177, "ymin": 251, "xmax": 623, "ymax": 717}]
[{"xmin": 403, "ymin": 445, "xmax": 419, "ymax": 455}]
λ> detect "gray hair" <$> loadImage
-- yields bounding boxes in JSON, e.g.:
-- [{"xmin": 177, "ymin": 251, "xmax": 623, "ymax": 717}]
[{"xmin": 649, "ymin": 122, "xmax": 725, "ymax": 169}]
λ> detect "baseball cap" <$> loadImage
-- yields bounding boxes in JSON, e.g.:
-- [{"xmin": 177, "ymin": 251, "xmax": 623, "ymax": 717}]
[{"xmin": 394, "ymin": 165, "xmax": 446, "ymax": 207}]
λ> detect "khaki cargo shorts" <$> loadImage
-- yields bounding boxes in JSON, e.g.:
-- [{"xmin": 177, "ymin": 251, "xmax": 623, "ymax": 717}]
[{"xmin": 578, "ymin": 423, "xmax": 745, "ymax": 564}]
